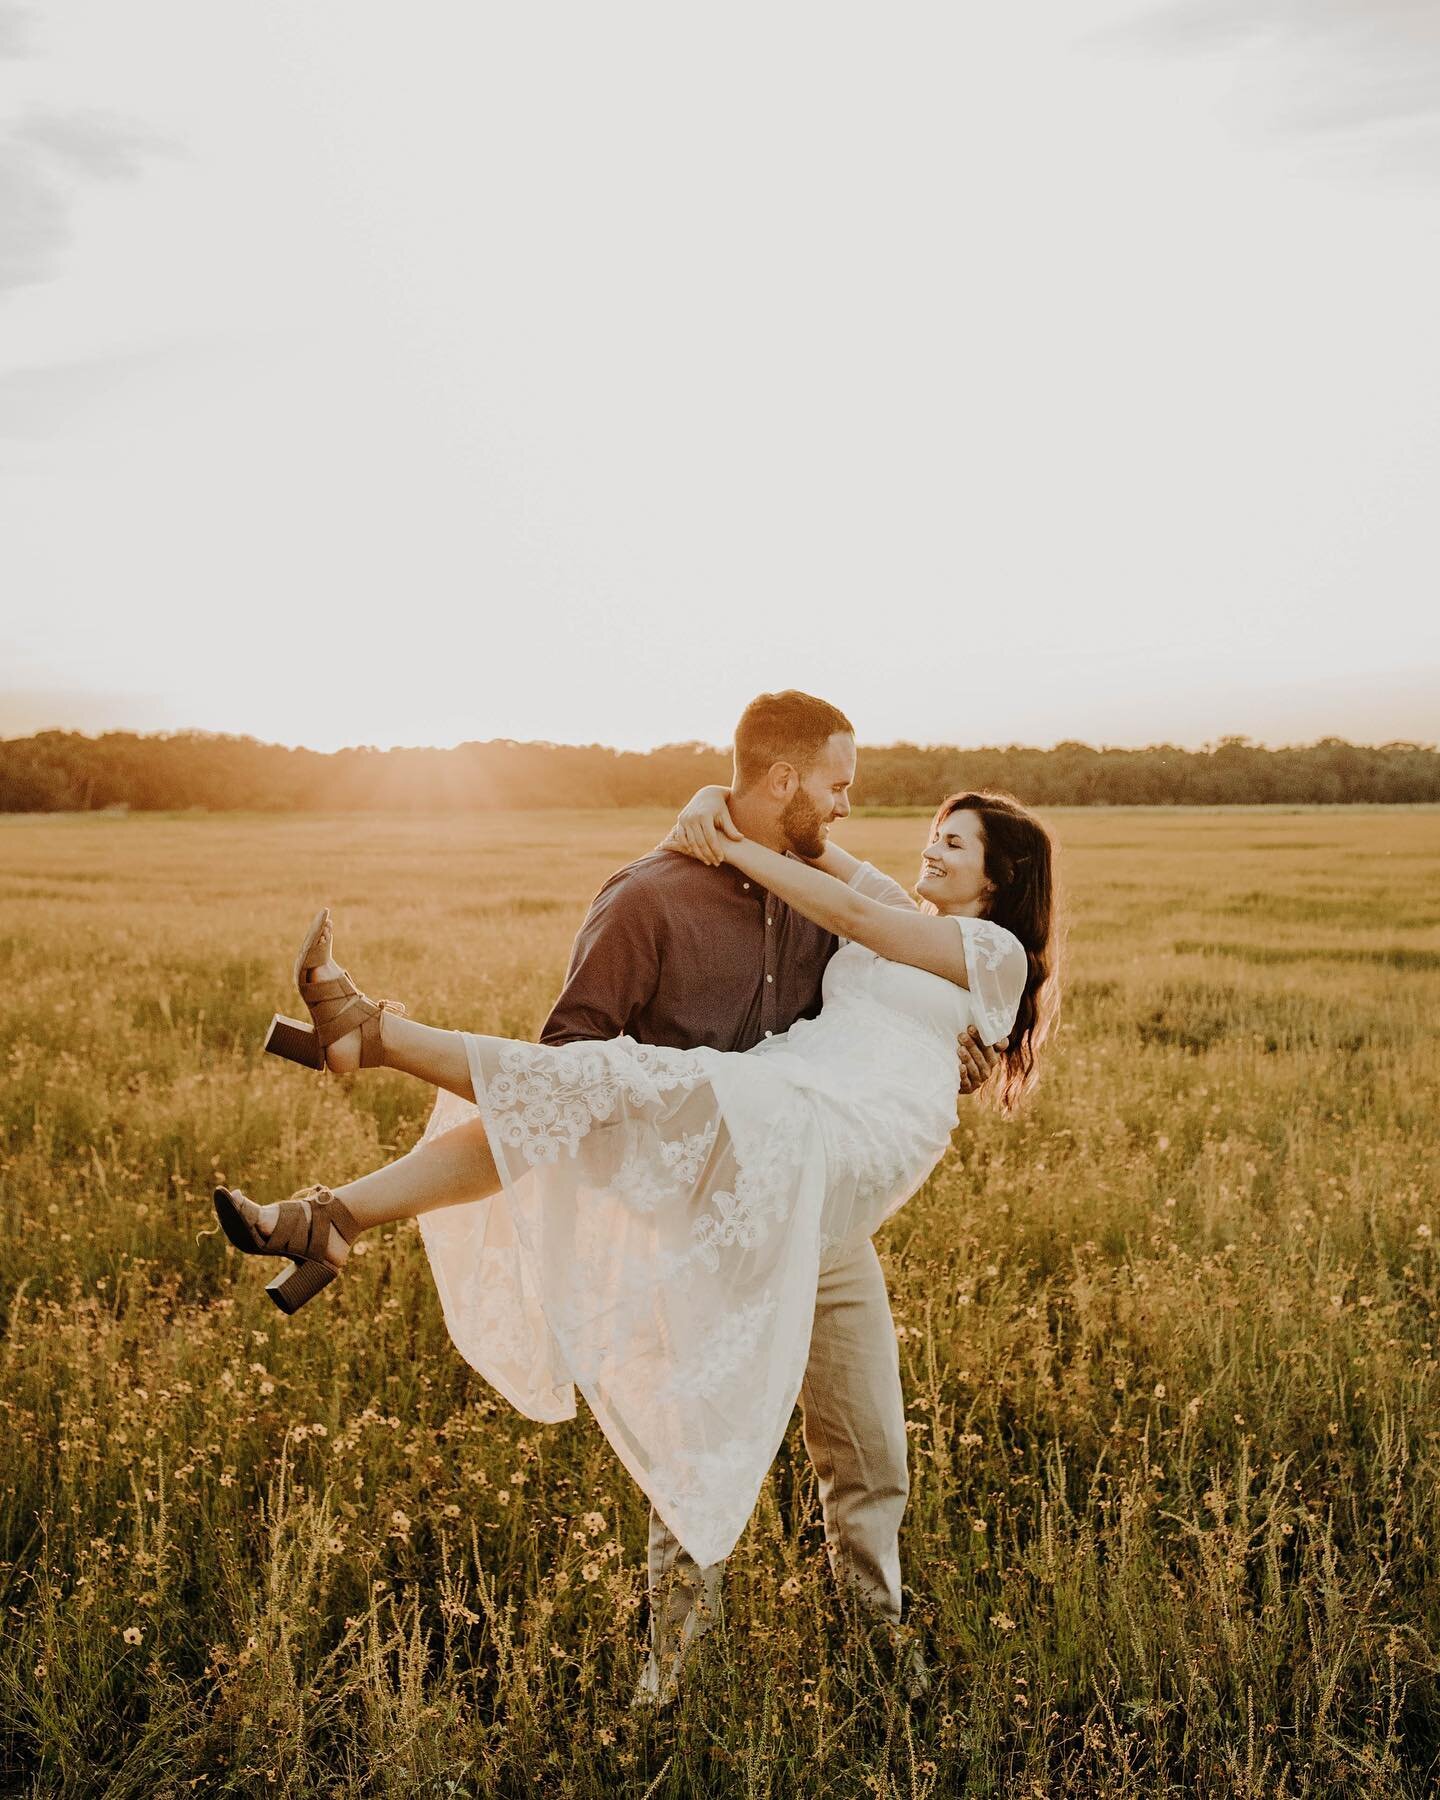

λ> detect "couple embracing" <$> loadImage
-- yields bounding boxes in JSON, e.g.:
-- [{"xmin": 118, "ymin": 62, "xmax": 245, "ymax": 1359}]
[{"xmin": 213, "ymin": 689, "xmax": 1060, "ymax": 1708}]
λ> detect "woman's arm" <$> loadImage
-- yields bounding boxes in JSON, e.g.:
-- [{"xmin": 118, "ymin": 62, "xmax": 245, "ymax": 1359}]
[
  {"xmin": 809, "ymin": 840, "xmax": 865, "ymax": 883},
  {"xmin": 666, "ymin": 796, "xmax": 1020, "ymax": 1057},
  {"xmin": 724, "ymin": 835, "xmax": 1027, "ymax": 1042},
  {"xmin": 666, "ymin": 787, "xmax": 908, "ymax": 900},
  {"xmin": 722, "ymin": 836, "xmax": 971, "ymax": 987}
]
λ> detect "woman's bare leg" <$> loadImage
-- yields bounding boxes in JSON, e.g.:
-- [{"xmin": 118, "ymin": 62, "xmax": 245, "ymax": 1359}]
[
  {"xmin": 259, "ymin": 933, "xmax": 502, "ymax": 1233},
  {"xmin": 367, "ymin": 1013, "xmax": 476, "ymax": 1101},
  {"xmin": 251, "ymin": 1118, "xmax": 501, "ymax": 1240},
  {"xmin": 336, "ymin": 1117, "xmax": 500, "ymax": 1231},
  {"xmin": 306, "ymin": 931, "xmax": 476, "ymax": 1097}
]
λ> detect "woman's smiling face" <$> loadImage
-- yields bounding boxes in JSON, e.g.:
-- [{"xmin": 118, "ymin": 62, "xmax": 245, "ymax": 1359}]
[{"xmin": 915, "ymin": 807, "xmax": 993, "ymax": 917}]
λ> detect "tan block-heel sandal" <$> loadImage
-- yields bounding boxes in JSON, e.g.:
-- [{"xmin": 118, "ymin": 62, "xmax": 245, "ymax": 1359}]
[
  {"xmin": 263, "ymin": 907, "xmax": 405, "ymax": 1072},
  {"xmin": 213, "ymin": 1184, "xmax": 359, "ymax": 1313}
]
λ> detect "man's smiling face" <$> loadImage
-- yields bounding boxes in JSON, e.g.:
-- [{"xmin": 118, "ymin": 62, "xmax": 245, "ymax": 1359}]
[{"xmin": 779, "ymin": 731, "xmax": 857, "ymax": 859}]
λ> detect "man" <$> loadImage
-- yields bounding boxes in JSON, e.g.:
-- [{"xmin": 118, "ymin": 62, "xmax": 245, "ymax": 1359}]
[{"xmin": 540, "ymin": 690, "xmax": 998, "ymax": 1707}]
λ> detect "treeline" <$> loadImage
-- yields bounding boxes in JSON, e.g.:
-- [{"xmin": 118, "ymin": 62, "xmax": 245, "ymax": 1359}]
[{"xmin": 1, "ymin": 730, "xmax": 1437, "ymax": 813}]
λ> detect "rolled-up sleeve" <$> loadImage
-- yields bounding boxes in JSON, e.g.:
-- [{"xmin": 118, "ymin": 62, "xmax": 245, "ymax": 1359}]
[{"xmin": 539, "ymin": 869, "xmax": 662, "ymax": 1045}]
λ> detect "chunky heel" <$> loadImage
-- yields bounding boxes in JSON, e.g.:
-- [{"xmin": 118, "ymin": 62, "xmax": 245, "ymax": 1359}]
[
  {"xmin": 265, "ymin": 908, "xmax": 404, "ymax": 1073},
  {"xmin": 265, "ymin": 1013, "xmax": 326, "ymax": 1069},
  {"xmin": 212, "ymin": 1184, "xmax": 358, "ymax": 1315},
  {"xmin": 266, "ymin": 1256, "xmax": 337, "ymax": 1314}
]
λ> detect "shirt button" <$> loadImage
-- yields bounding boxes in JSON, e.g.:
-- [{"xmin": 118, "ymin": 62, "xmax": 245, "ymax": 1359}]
[
  {"xmin": 765, "ymin": 973, "xmax": 773, "ymax": 983},
  {"xmin": 742, "ymin": 881, "xmax": 750, "ymax": 891},
  {"xmin": 764, "ymin": 1030, "xmax": 773, "ymax": 1038},
  {"xmin": 765, "ymin": 915, "xmax": 772, "ymax": 926}
]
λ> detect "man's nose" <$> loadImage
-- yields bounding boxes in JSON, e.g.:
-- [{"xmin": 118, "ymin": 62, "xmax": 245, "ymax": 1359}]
[{"xmin": 835, "ymin": 793, "xmax": 851, "ymax": 819}]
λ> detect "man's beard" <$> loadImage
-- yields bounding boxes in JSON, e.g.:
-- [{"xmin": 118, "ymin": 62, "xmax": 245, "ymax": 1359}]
[{"xmin": 780, "ymin": 788, "xmax": 828, "ymax": 860}]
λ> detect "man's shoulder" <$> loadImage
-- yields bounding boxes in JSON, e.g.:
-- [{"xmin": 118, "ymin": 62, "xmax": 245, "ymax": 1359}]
[{"xmin": 586, "ymin": 849, "xmax": 720, "ymax": 915}]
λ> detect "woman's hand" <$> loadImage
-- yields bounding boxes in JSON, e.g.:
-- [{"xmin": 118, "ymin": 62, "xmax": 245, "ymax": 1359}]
[{"xmin": 665, "ymin": 785, "xmax": 744, "ymax": 866}]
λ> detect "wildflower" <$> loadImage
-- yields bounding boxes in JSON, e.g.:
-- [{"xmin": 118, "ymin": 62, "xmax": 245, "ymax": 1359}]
[
  {"xmin": 581, "ymin": 1561, "xmax": 602, "ymax": 1582},
  {"xmin": 390, "ymin": 1509, "xmax": 412, "ymax": 1538},
  {"xmin": 123, "ymin": 1626, "xmax": 143, "ymax": 1645},
  {"xmin": 1156, "ymin": 1135, "xmax": 1170, "ymax": 1151},
  {"xmin": 971, "ymin": 1519, "xmax": 987, "ymax": 1533},
  {"xmin": 443, "ymin": 1503, "xmax": 461, "ymax": 1519},
  {"xmin": 581, "ymin": 1511, "xmax": 606, "ymax": 1536},
  {"xmin": 1418, "ymin": 1224, "xmax": 1432, "ymax": 1239},
  {"xmin": 780, "ymin": 1575, "xmax": 803, "ymax": 1598},
  {"xmin": 310, "ymin": 1423, "xmax": 327, "ymax": 1437},
  {"xmin": 993, "ymin": 1613, "xmax": 1017, "ymax": 1632},
  {"xmin": 1153, "ymin": 1383, "xmax": 1167, "ymax": 1400}
]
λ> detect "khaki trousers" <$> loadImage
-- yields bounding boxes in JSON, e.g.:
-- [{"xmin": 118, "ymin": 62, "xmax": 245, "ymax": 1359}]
[{"xmin": 640, "ymin": 1233, "xmax": 909, "ymax": 1695}]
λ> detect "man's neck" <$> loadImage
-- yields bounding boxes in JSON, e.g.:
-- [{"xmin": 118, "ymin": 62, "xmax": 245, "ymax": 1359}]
[{"xmin": 727, "ymin": 790, "xmax": 789, "ymax": 854}]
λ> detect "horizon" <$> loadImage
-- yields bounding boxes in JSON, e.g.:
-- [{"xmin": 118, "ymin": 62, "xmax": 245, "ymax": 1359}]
[{"xmin": 4, "ymin": 721, "xmax": 1435, "ymax": 758}]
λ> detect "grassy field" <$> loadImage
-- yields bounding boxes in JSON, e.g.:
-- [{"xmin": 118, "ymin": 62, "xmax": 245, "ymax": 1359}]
[{"xmin": 2, "ymin": 805, "xmax": 1439, "ymax": 1798}]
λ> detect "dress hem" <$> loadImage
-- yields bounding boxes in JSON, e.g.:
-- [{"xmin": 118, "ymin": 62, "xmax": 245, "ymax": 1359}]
[{"xmin": 457, "ymin": 1031, "xmax": 766, "ymax": 1569}]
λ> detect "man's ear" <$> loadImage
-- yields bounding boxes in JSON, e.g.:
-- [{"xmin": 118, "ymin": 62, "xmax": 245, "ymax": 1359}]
[{"xmin": 767, "ymin": 760, "xmax": 799, "ymax": 800}]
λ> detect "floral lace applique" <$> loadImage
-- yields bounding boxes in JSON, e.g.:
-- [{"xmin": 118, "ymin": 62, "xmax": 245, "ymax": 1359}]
[
  {"xmin": 689, "ymin": 1099, "xmax": 808, "ymax": 1272},
  {"xmin": 485, "ymin": 1041, "xmax": 706, "ymax": 1166},
  {"xmin": 613, "ymin": 1121, "xmax": 719, "ymax": 1213},
  {"xmin": 655, "ymin": 1293, "xmax": 779, "ymax": 1405},
  {"xmin": 690, "ymin": 1163, "xmax": 792, "ymax": 1270},
  {"xmin": 964, "ymin": 918, "xmax": 1018, "ymax": 971}
]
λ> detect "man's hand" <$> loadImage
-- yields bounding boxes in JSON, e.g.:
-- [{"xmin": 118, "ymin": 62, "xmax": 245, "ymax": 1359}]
[{"xmin": 958, "ymin": 1027, "xmax": 1004, "ymax": 1095}]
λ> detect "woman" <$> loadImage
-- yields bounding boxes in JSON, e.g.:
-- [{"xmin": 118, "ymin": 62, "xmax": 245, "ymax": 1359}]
[{"xmin": 214, "ymin": 788, "xmax": 1058, "ymax": 1567}]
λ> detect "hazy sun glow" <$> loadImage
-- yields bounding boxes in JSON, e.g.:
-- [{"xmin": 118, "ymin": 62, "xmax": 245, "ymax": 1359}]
[{"xmin": 2, "ymin": 2, "xmax": 1437, "ymax": 752}]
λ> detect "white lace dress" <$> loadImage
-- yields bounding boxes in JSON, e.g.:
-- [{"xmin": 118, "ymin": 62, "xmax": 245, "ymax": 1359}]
[{"xmin": 416, "ymin": 863, "xmax": 1026, "ymax": 1567}]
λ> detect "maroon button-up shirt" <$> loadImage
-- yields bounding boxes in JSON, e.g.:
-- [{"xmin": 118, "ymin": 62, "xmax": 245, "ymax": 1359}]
[{"xmin": 540, "ymin": 848, "xmax": 838, "ymax": 1053}]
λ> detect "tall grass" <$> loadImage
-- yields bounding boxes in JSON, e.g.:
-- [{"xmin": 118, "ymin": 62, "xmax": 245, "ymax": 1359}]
[{"xmin": 2, "ymin": 806, "xmax": 1438, "ymax": 1797}]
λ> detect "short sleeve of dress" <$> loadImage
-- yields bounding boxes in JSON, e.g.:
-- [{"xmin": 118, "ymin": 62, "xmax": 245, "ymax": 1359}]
[
  {"xmin": 952, "ymin": 916, "xmax": 1027, "ymax": 1045},
  {"xmin": 845, "ymin": 860, "xmax": 918, "ymax": 911}
]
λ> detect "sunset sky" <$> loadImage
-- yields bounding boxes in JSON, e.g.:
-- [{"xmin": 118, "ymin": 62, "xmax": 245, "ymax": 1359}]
[{"xmin": 2, "ymin": 2, "xmax": 1438, "ymax": 754}]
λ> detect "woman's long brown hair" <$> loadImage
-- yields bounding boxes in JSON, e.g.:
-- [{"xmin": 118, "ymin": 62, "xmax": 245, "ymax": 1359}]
[{"xmin": 932, "ymin": 790, "xmax": 1060, "ymax": 1114}]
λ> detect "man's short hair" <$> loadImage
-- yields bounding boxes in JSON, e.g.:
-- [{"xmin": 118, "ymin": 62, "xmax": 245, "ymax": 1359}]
[{"xmin": 733, "ymin": 690, "xmax": 855, "ymax": 790}]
